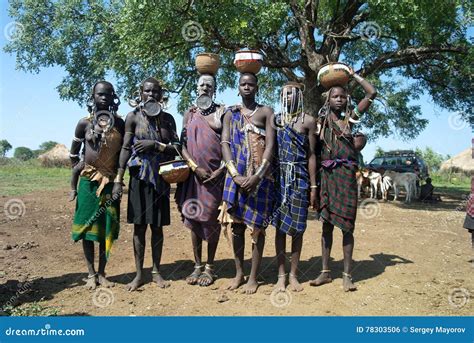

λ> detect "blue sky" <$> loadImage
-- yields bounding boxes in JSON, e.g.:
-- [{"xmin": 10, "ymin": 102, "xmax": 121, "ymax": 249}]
[{"xmin": 0, "ymin": 8, "xmax": 471, "ymax": 162}]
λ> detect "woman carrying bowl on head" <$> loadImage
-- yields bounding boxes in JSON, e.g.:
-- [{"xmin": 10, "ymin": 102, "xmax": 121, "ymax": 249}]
[
  {"xmin": 310, "ymin": 64, "xmax": 377, "ymax": 292},
  {"xmin": 176, "ymin": 53, "xmax": 227, "ymax": 287}
]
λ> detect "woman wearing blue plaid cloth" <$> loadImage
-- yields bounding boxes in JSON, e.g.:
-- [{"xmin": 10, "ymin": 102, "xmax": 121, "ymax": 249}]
[{"xmin": 273, "ymin": 82, "xmax": 318, "ymax": 292}]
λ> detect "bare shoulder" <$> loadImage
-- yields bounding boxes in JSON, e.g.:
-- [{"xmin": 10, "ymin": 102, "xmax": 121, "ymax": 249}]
[
  {"xmin": 161, "ymin": 111, "xmax": 176, "ymax": 124},
  {"xmin": 76, "ymin": 116, "xmax": 91, "ymax": 129},
  {"xmin": 114, "ymin": 114, "xmax": 125, "ymax": 125},
  {"xmin": 124, "ymin": 110, "xmax": 138, "ymax": 122},
  {"xmin": 259, "ymin": 105, "xmax": 274, "ymax": 116},
  {"xmin": 304, "ymin": 114, "xmax": 317, "ymax": 128}
]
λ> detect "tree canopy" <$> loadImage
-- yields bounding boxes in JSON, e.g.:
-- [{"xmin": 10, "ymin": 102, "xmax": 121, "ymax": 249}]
[
  {"xmin": 0, "ymin": 139, "xmax": 12, "ymax": 157},
  {"xmin": 5, "ymin": 0, "xmax": 473, "ymax": 140},
  {"xmin": 14, "ymin": 146, "xmax": 34, "ymax": 161}
]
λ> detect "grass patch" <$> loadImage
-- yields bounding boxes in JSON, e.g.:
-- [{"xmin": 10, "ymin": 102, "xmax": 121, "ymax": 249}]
[
  {"xmin": 3, "ymin": 302, "xmax": 60, "ymax": 316},
  {"xmin": 0, "ymin": 160, "xmax": 70, "ymax": 196},
  {"xmin": 430, "ymin": 172, "xmax": 470, "ymax": 198},
  {"xmin": 0, "ymin": 159, "xmax": 130, "ymax": 196}
]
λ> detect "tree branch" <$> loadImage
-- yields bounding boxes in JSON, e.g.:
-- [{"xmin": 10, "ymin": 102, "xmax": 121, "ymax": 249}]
[{"xmin": 359, "ymin": 45, "xmax": 467, "ymax": 77}]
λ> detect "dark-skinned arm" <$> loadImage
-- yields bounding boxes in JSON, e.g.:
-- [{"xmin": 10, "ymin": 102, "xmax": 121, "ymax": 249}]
[
  {"xmin": 112, "ymin": 112, "xmax": 135, "ymax": 198},
  {"xmin": 306, "ymin": 116, "xmax": 318, "ymax": 210},
  {"xmin": 69, "ymin": 118, "xmax": 88, "ymax": 167},
  {"xmin": 349, "ymin": 68, "xmax": 377, "ymax": 118}
]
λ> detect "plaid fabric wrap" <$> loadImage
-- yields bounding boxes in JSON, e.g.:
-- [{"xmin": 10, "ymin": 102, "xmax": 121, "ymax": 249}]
[
  {"xmin": 222, "ymin": 107, "xmax": 275, "ymax": 229},
  {"xmin": 466, "ymin": 174, "xmax": 474, "ymax": 217},
  {"xmin": 177, "ymin": 107, "xmax": 224, "ymax": 224},
  {"xmin": 128, "ymin": 111, "xmax": 167, "ymax": 193},
  {"xmin": 317, "ymin": 117, "xmax": 359, "ymax": 232},
  {"xmin": 273, "ymin": 125, "xmax": 309, "ymax": 236}
]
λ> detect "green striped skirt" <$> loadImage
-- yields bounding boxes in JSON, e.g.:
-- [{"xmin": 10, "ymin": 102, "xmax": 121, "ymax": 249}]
[{"xmin": 71, "ymin": 176, "xmax": 120, "ymax": 259}]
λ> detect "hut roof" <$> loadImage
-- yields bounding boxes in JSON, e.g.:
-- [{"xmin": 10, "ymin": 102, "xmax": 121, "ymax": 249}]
[{"xmin": 439, "ymin": 148, "xmax": 474, "ymax": 175}]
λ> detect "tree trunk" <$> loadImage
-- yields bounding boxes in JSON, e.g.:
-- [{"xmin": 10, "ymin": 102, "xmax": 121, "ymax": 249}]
[{"xmin": 303, "ymin": 70, "xmax": 323, "ymax": 117}]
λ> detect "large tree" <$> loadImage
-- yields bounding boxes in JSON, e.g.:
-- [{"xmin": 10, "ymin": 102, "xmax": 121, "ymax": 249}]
[
  {"xmin": 0, "ymin": 139, "xmax": 12, "ymax": 157},
  {"xmin": 5, "ymin": 0, "xmax": 473, "ymax": 140}
]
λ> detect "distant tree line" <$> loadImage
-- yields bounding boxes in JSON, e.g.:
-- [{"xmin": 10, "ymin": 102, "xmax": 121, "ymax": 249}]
[{"xmin": 0, "ymin": 140, "xmax": 58, "ymax": 161}]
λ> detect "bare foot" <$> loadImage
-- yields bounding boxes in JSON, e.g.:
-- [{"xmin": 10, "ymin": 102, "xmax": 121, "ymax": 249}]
[
  {"xmin": 84, "ymin": 275, "xmax": 98, "ymax": 290},
  {"xmin": 343, "ymin": 274, "xmax": 357, "ymax": 292},
  {"xmin": 152, "ymin": 272, "xmax": 170, "ymax": 288},
  {"xmin": 186, "ymin": 267, "xmax": 202, "ymax": 285},
  {"xmin": 225, "ymin": 274, "xmax": 245, "ymax": 290},
  {"xmin": 97, "ymin": 274, "xmax": 115, "ymax": 288},
  {"xmin": 126, "ymin": 276, "xmax": 144, "ymax": 292},
  {"xmin": 288, "ymin": 274, "xmax": 304, "ymax": 292},
  {"xmin": 242, "ymin": 278, "xmax": 259, "ymax": 294},
  {"xmin": 274, "ymin": 274, "xmax": 287, "ymax": 292},
  {"xmin": 309, "ymin": 272, "xmax": 332, "ymax": 287},
  {"xmin": 198, "ymin": 268, "xmax": 216, "ymax": 287}
]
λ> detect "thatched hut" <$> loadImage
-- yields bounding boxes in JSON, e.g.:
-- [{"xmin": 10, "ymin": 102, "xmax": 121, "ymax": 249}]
[
  {"xmin": 38, "ymin": 144, "xmax": 70, "ymax": 167},
  {"xmin": 439, "ymin": 148, "xmax": 474, "ymax": 176}
]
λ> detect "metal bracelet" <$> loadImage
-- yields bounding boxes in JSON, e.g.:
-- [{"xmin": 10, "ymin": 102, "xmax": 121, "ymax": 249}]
[
  {"xmin": 256, "ymin": 159, "xmax": 270, "ymax": 179},
  {"xmin": 72, "ymin": 136, "xmax": 84, "ymax": 143},
  {"xmin": 226, "ymin": 161, "xmax": 240, "ymax": 178},
  {"xmin": 187, "ymin": 159, "xmax": 198, "ymax": 171},
  {"xmin": 155, "ymin": 141, "xmax": 167, "ymax": 152}
]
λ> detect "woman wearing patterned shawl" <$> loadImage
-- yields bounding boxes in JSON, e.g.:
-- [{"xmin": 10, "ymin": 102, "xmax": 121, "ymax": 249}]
[
  {"xmin": 273, "ymin": 82, "xmax": 318, "ymax": 292},
  {"xmin": 310, "ymin": 68, "xmax": 376, "ymax": 292},
  {"xmin": 113, "ymin": 77, "xmax": 180, "ymax": 292},
  {"xmin": 176, "ymin": 74, "xmax": 226, "ymax": 287},
  {"xmin": 219, "ymin": 72, "xmax": 276, "ymax": 294}
]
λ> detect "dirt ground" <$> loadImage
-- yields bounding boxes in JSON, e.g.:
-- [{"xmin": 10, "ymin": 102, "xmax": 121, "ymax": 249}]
[{"xmin": 0, "ymin": 186, "xmax": 472, "ymax": 316}]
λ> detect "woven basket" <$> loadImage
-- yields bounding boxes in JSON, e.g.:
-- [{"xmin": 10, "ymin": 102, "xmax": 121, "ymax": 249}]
[
  {"xmin": 159, "ymin": 160, "xmax": 190, "ymax": 184},
  {"xmin": 234, "ymin": 50, "xmax": 263, "ymax": 74},
  {"xmin": 195, "ymin": 53, "xmax": 220, "ymax": 75},
  {"xmin": 317, "ymin": 62, "xmax": 351, "ymax": 89}
]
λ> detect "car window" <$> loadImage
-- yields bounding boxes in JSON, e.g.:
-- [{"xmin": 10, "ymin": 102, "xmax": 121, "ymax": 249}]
[
  {"xmin": 386, "ymin": 157, "xmax": 399, "ymax": 166},
  {"xmin": 370, "ymin": 157, "xmax": 384, "ymax": 165},
  {"xmin": 400, "ymin": 156, "xmax": 415, "ymax": 166}
]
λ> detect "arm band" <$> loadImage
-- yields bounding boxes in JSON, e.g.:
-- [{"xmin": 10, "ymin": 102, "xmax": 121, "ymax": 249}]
[
  {"xmin": 255, "ymin": 159, "xmax": 270, "ymax": 179},
  {"xmin": 226, "ymin": 160, "xmax": 240, "ymax": 178},
  {"xmin": 187, "ymin": 159, "xmax": 198, "ymax": 171}
]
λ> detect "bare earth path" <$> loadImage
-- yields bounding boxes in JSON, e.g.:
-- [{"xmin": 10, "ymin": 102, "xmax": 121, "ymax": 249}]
[{"xmin": 1, "ymin": 188, "xmax": 472, "ymax": 316}]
